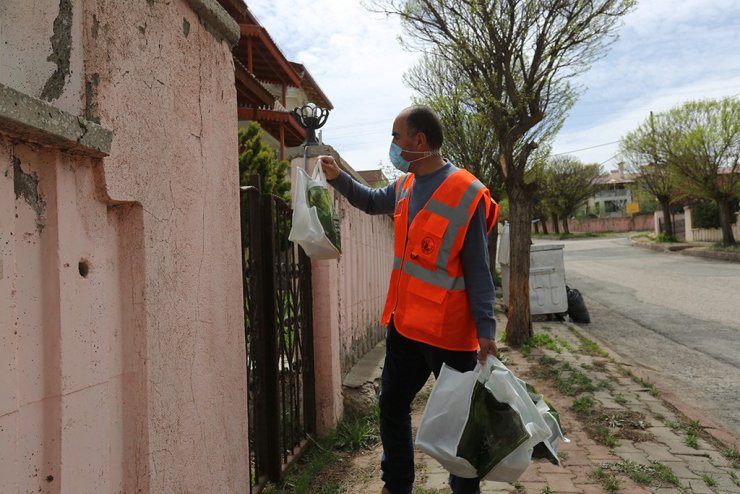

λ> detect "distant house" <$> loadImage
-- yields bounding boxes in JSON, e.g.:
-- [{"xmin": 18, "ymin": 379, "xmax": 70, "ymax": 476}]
[
  {"xmin": 587, "ymin": 164, "xmax": 635, "ymax": 217},
  {"xmin": 357, "ymin": 169, "xmax": 390, "ymax": 188}
]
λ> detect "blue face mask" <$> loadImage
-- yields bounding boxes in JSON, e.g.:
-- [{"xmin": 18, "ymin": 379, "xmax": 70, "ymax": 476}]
[
  {"xmin": 389, "ymin": 143, "xmax": 433, "ymax": 173},
  {"xmin": 388, "ymin": 142, "xmax": 411, "ymax": 172}
]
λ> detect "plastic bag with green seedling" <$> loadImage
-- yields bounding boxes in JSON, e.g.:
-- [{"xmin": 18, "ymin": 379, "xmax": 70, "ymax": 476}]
[{"xmin": 289, "ymin": 160, "xmax": 341, "ymax": 259}]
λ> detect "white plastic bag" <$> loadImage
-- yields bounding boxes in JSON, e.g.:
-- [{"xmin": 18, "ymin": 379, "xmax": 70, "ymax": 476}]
[
  {"xmin": 415, "ymin": 356, "xmax": 568, "ymax": 481},
  {"xmin": 289, "ymin": 161, "xmax": 341, "ymax": 259}
]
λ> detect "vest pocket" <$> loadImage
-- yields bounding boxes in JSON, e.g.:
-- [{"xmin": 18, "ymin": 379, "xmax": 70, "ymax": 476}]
[{"xmin": 402, "ymin": 276, "xmax": 448, "ymax": 337}]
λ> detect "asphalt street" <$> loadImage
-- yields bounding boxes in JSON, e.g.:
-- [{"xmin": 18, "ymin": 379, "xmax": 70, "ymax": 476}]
[{"xmin": 543, "ymin": 236, "xmax": 740, "ymax": 441}]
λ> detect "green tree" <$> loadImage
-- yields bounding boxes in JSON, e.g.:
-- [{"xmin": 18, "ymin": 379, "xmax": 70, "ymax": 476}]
[
  {"xmin": 539, "ymin": 156, "xmax": 602, "ymax": 234},
  {"xmin": 238, "ymin": 122, "xmax": 291, "ymax": 202},
  {"xmin": 658, "ymin": 98, "xmax": 740, "ymax": 246},
  {"xmin": 369, "ymin": 0, "xmax": 635, "ymax": 345},
  {"xmin": 620, "ymin": 112, "xmax": 680, "ymax": 238}
]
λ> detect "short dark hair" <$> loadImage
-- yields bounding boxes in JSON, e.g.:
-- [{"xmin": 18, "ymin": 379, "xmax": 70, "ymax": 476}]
[{"xmin": 405, "ymin": 105, "xmax": 444, "ymax": 151}]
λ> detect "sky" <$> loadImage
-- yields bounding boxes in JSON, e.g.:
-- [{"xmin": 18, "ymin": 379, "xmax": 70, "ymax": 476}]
[{"xmin": 247, "ymin": 0, "xmax": 740, "ymax": 173}]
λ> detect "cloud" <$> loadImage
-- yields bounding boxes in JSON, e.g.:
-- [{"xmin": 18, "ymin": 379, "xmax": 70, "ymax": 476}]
[
  {"xmin": 248, "ymin": 0, "xmax": 420, "ymax": 170},
  {"xmin": 247, "ymin": 1, "xmax": 740, "ymax": 173},
  {"xmin": 553, "ymin": 0, "xmax": 740, "ymax": 167}
]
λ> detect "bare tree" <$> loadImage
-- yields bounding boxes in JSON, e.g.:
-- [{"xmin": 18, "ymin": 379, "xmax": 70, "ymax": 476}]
[
  {"xmin": 367, "ymin": 0, "xmax": 635, "ymax": 345},
  {"xmin": 620, "ymin": 112, "xmax": 678, "ymax": 239}
]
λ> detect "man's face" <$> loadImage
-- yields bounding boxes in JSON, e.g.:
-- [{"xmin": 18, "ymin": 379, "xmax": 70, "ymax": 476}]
[{"xmin": 391, "ymin": 113, "xmax": 418, "ymax": 158}]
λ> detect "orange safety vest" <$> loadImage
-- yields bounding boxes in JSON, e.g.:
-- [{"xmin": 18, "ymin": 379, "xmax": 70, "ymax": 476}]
[{"xmin": 381, "ymin": 168, "xmax": 499, "ymax": 351}]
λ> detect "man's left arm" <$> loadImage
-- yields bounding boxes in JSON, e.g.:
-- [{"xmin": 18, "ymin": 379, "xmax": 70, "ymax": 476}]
[{"xmin": 460, "ymin": 199, "xmax": 498, "ymax": 363}]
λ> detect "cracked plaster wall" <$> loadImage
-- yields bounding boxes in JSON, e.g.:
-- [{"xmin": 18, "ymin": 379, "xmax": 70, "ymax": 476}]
[
  {"xmin": 0, "ymin": 0, "xmax": 85, "ymax": 115},
  {"xmin": 1, "ymin": 0, "xmax": 246, "ymax": 492}
]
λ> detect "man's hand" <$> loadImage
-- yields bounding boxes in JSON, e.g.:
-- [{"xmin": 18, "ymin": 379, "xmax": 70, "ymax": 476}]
[
  {"xmin": 477, "ymin": 337, "xmax": 498, "ymax": 364},
  {"xmin": 317, "ymin": 155, "xmax": 341, "ymax": 180}
]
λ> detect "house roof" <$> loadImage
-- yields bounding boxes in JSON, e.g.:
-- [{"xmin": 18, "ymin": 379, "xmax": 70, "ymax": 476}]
[
  {"xmin": 289, "ymin": 62, "xmax": 333, "ymax": 110},
  {"xmin": 237, "ymin": 107, "xmax": 306, "ymax": 147},
  {"xmin": 234, "ymin": 23, "xmax": 303, "ymax": 87}
]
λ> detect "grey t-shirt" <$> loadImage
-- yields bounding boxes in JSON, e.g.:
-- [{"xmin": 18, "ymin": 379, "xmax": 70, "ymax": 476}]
[{"xmin": 328, "ymin": 161, "xmax": 496, "ymax": 340}]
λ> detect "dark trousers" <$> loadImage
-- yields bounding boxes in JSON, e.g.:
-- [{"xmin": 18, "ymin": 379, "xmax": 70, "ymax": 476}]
[{"xmin": 379, "ymin": 323, "xmax": 481, "ymax": 494}]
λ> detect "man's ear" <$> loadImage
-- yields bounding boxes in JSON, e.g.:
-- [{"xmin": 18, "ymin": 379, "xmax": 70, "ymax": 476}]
[{"xmin": 414, "ymin": 131, "xmax": 429, "ymax": 151}]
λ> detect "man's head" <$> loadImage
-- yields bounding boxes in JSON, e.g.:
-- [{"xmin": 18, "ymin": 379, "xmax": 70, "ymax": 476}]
[
  {"xmin": 389, "ymin": 105, "xmax": 445, "ymax": 174},
  {"xmin": 394, "ymin": 105, "xmax": 444, "ymax": 152}
]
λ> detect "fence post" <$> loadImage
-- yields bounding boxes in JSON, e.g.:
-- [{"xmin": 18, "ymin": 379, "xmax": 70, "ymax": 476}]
[{"xmin": 259, "ymin": 192, "xmax": 282, "ymax": 482}]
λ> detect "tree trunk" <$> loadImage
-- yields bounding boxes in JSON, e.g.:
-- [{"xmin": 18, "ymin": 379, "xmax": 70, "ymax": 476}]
[
  {"xmin": 541, "ymin": 219, "xmax": 549, "ymax": 235},
  {"xmin": 505, "ymin": 183, "xmax": 533, "ymax": 347},
  {"xmin": 717, "ymin": 198, "xmax": 737, "ymax": 246},
  {"xmin": 659, "ymin": 199, "xmax": 673, "ymax": 238},
  {"xmin": 562, "ymin": 216, "xmax": 570, "ymax": 234},
  {"xmin": 551, "ymin": 213, "xmax": 560, "ymax": 234},
  {"xmin": 533, "ymin": 221, "xmax": 540, "ymax": 234}
]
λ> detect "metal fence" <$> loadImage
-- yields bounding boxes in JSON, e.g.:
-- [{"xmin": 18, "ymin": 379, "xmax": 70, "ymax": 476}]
[{"xmin": 240, "ymin": 176, "xmax": 315, "ymax": 493}]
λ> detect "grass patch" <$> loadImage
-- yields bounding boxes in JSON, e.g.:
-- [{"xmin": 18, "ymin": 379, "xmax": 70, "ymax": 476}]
[
  {"xmin": 730, "ymin": 470, "xmax": 740, "ymax": 487},
  {"xmin": 723, "ymin": 447, "xmax": 740, "ymax": 468},
  {"xmin": 540, "ymin": 487, "xmax": 554, "ymax": 494},
  {"xmin": 521, "ymin": 331, "xmax": 563, "ymax": 357},
  {"xmin": 568, "ymin": 326, "xmax": 609, "ymax": 357},
  {"xmin": 655, "ymin": 232, "xmax": 678, "ymax": 243},
  {"xmin": 702, "ymin": 474, "xmax": 717, "ymax": 487},
  {"xmin": 614, "ymin": 394, "xmax": 627, "ymax": 406},
  {"xmin": 535, "ymin": 357, "xmax": 597, "ymax": 396},
  {"xmin": 592, "ymin": 424, "xmax": 620, "ymax": 448},
  {"xmin": 710, "ymin": 242, "xmax": 740, "ymax": 253},
  {"xmin": 593, "ymin": 466, "xmax": 620, "ymax": 492},
  {"xmin": 262, "ymin": 406, "xmax": 380, "ymax": 493},
  {"xmin": 601, "ymin": 460, "xmax": 680, "ymax": 488},
  {"xmin": 571, "ymin": 395, "xmax": 596, "ymax": 414}
]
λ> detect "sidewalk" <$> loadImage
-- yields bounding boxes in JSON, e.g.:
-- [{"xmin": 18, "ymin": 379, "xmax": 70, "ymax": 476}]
[{"xmin": 341, "ymin": 318, "xmax": 740, "ymax": 494}]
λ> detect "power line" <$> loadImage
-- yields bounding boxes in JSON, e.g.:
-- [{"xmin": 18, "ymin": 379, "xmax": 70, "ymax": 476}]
[{"xmin": 552, "ymin": 140, "xmax": 621, "ymax": 156}]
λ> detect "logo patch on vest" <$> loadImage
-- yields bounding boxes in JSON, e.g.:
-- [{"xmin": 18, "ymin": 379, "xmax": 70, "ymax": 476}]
[{"xmin": 421, "ymin": 236, "xmax": 436, "ymax": 254}]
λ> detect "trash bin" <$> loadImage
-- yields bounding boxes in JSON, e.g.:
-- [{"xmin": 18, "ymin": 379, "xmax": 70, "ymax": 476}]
[{"xmin": 498, "ymin": 223, "xmax": 568, "ymax": 316}]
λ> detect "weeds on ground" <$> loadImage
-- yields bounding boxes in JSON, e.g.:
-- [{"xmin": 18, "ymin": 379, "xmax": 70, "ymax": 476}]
[
  {"xmin": 601, "ymin": 460, "xmax": 680, "ymax": 488},
  {"xmin": 535, "ymin": 356, "xmax": 596, "ymax": 396},
  {"xmin": 262, "ymin": 406, "xmax": 381, "ymax": 493},
  {"xmin": 521, "ymin": 332, "xmax": 562, "ymax": 357},
  {"xmin": 413, "ymin": 487, "xmax": 450, "ymax": 494},
  {"xmin": 656, "ymin": 232, "xmax": 678, "ymax": 243},
  {"xmin": 618, "ymin": 365, "xmax": 661, "ymax": 397},
  {"xmin": 710, "ymin": 242, "xmax": 740, "ymax": 253},
  {"xmin": 540, "ymin": 486, "xmax": 554, "ymax": 494},
  {"xmin": 723, "ymin": 447, "xmax": 740, "ymax": 468},
  {"xmin": 571, "ymin": 395, "xmax": 596, "ymax": 415},
  {"xmin": 593, "ymin": 465, "xmax": 620, "ymax": 493},
  {"xmin": 567, "ymin": 326, "xmax": 609, "ymax": 357},
  {"xmin": 730, "ymin": 470, "xmax": 740, "ymax": 487},
  {"xmin": 614, "ymin": 394, "xmax": 627, "ymax": 406},
  {"xmin": 702, "ymin": 474, "xmax": 718, "ymax": 487}
]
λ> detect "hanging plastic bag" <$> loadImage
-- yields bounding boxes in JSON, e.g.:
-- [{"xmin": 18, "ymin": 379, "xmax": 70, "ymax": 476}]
[
  {"xmin": 289, "ymin": 161, "xmax": 341, "ymax": 259},
  {"xmin": 415, "ymin": 356, "xmax": 568, "ymax": 481}
]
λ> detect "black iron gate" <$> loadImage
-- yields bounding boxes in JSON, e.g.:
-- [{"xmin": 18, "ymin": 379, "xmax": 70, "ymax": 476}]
[{"xmin": 240, "ymin": 176, "xmax": 315, "ymax": 493}]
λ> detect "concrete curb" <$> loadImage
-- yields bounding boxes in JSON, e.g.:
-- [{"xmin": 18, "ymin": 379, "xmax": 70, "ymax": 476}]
[{"xmin": 631, "ymin": 238, "xmax": 740, "ymax": 263}]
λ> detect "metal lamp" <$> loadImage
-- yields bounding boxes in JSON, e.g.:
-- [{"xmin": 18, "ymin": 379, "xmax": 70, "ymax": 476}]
[{"xmin": 291, "ymin": 103, "xmax": 329, "ymax": 147}]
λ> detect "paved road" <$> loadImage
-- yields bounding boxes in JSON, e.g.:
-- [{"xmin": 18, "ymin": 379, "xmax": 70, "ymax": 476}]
[{"xmin": 549, "ymin": 236, "xmax": 740, "ymax": 440}]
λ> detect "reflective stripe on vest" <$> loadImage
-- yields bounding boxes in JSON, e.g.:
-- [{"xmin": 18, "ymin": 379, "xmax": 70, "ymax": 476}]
[{"xmin": 392, "ymin": 177, "xmax": 485, "ymax": 290}]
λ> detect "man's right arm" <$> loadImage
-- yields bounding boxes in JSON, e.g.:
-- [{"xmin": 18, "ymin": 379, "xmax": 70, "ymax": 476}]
[{"xmin": 318, "ymin": 155, "xmax": 396, "ymax": 215}]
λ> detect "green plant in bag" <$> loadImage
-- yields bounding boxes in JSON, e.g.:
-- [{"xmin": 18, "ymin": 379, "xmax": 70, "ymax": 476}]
[
  {"xmin": 456, "ymin": 381, "xmax": 530, "ymax": 477},
  {"xmin": 307, "ymin": 184, "xmax": 341, "ymax": 252}
]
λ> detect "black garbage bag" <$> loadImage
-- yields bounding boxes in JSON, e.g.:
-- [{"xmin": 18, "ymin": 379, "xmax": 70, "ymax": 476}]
[{"xmin": 566, "ymin": 286, "xmax": 591, "ymax": 324}]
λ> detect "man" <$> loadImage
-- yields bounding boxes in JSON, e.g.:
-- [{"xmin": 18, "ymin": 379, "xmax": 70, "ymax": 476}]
[{"xmin": 318, "ymin": 105, "xmax": 499, "ymax": 494}]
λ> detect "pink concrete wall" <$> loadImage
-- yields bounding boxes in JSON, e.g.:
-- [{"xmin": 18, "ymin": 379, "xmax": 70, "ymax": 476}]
[
  {"xmin": 1, "ymin": 1, "xmax": 247, "ymax": 492},
  {"xmin": 537, "ymin": 213, "xmax": 654, "ymax": 234},
  {"xmin": 290, "ymin": 153, "xmax": 393, "ymax": 436}
]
